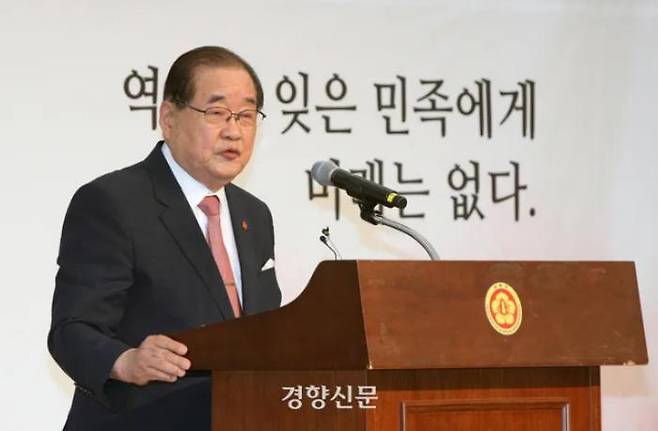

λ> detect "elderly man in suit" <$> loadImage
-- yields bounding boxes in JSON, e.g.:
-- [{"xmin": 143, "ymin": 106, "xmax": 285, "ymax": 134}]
[{"xmin": 48, "ymin": 46, "xmax": 281, "ymax": 430}]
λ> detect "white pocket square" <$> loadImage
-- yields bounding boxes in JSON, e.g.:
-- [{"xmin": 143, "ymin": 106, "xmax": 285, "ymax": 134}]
[{"xmin": 260, "ymin": 258, "xmax": 275, "ymax": 271}]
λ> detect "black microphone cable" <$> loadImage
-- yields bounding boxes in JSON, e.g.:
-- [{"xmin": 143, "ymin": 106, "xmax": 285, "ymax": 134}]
[{"xmin": 319, "ymin": 226, "xmax": 342, "ymax": 260}]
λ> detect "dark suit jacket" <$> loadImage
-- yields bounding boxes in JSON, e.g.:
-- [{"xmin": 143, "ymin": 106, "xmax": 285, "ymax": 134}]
[{"xmin": 48, "ymin": 142, "xmax": 281, "ymax": 429}]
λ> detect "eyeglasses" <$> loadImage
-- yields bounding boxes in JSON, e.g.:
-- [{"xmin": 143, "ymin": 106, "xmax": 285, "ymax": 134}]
[{"xmin": 174, "ymin": 99, "xmax": 266, "ymax": 128}]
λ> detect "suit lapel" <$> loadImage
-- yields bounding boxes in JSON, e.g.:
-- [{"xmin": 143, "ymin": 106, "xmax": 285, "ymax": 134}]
[
  {"xmin": 225, "ymin": 183, "xmax": 259, "ymax": 315},
  {"xmin": 143, "ymin": 143, "xmax": 234, "ymax": 320}
]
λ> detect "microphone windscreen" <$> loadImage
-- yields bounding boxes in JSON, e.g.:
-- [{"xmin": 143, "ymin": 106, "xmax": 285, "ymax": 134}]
[{"xmin": 311, "ymin": 160, "xmax": 339, "ymax": 186}]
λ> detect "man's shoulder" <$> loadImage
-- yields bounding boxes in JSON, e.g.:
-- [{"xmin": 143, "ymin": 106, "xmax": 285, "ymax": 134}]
[
  {"xmin": 226, "ymin": 182, "xmax": 271, "ymax": 214},
  {"xmin": 78, "ymin": 143, "xmax": 165, "ymax": 197},
  {"xmin": 65, "ymin": 154, "xmax": 159, "ymax": 222},
  {"xmin": 78, "ymin": 159, "xmax": 150, "ymax": 200}
]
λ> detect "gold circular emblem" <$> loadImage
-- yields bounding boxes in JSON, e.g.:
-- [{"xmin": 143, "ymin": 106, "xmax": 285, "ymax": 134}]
[{"xmin": 485, "ymin": 282, "xmax": 522, "ymax": 335}]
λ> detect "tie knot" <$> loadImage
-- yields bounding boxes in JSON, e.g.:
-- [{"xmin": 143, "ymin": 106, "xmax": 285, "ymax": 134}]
[{"xmin": 198, "ymin": 195, "xmax": 220, "ymax": 216}]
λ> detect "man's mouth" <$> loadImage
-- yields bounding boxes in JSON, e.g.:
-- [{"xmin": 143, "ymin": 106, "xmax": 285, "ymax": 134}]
[{"xmin": 218, "ymin": 149, "xmax": 241, "ymax": 160}]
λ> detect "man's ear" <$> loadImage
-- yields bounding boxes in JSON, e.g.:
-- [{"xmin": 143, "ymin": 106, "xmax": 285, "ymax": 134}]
[{"xmin": 159, "ymin": 100, "xmax": 176, "ymax": 140}]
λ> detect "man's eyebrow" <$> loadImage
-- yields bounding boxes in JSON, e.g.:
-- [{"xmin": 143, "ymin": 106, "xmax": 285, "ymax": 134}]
[
  {"xmin": 205, "ymin": 94, "xmax": 258, "ymax": 106},
  {"xmin": 206, "ymin": 94, "xmax": 226, "ymax": 104}
]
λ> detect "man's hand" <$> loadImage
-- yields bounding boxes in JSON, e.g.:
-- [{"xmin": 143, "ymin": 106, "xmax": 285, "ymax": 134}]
[{"xmin": 110, "ymin": 335, "xmax": 191, "ymax": 386}]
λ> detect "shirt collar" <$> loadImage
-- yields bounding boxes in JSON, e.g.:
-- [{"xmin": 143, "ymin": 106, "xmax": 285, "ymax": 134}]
[{"xmin": 161, "ymin": 142, "xmax": 227, "ymax": 207}]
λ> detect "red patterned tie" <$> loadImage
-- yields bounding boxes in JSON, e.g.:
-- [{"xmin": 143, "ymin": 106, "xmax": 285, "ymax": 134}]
[{"xmin": 197, "ymin": 195, "xmax": 241, "ymax": 317}]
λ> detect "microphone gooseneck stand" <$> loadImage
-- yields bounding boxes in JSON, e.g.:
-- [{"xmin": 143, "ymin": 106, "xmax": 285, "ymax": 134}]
[{"xmin": 358, "ymin": 200, "xmax": 440, "ymax": 261}]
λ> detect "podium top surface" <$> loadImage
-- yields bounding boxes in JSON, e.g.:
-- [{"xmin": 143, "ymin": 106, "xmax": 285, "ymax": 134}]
[{"xmin": 173, "ymin": 260, "xmax": 648, "ymax": 371}]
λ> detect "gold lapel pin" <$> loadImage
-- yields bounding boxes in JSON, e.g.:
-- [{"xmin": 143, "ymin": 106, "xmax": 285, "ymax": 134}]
[{"xmin": 241, "ymin": 219, "xmax": 249, "ymax": 231}]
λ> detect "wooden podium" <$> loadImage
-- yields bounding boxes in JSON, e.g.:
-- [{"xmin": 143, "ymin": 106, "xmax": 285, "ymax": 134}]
[{"xmin": 173, "ymin": 261, "xmax": 648, "ymax": 431}]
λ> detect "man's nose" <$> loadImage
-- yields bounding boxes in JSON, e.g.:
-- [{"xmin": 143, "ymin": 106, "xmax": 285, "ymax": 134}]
[{"xmin": 220, "ymin": 116, "xmax": 241, "ymax": 140}]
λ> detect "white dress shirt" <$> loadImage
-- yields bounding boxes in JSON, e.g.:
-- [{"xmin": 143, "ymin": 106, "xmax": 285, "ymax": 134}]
[{"xmin": 161, "ymin": 143, "xmax": 243, "ymax": 306}]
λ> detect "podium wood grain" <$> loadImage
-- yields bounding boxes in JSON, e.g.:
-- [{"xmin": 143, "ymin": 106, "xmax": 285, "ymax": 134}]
[{"xmin": 172, "ymin": 261, "xmax": 646, "ymax": 430}]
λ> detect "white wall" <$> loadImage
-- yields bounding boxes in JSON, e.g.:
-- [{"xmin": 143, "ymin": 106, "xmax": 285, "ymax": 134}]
[{"xmin": 0, "ymin": 0, "xmax": 656, "ymax": 429}]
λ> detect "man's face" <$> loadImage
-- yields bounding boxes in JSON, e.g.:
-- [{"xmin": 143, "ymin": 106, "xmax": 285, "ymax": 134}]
[{"xmin": 160, "ymin": 65, "xmax": 258, "ymax": 191}]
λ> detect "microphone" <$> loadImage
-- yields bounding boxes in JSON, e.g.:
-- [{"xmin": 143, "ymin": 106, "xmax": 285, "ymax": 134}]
[
  {"xmin": 311, "ymin": 160, "xmax": 407, "ymax": 209},
  {"xmin": 319, "ymin": 226, "xmax": 342, "ymax": 260}
]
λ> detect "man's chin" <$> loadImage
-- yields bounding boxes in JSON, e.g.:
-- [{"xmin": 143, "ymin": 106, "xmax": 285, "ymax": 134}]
[{"xmin": 210, "ymin": 166, "xmax": 243, "ymax": 186}]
